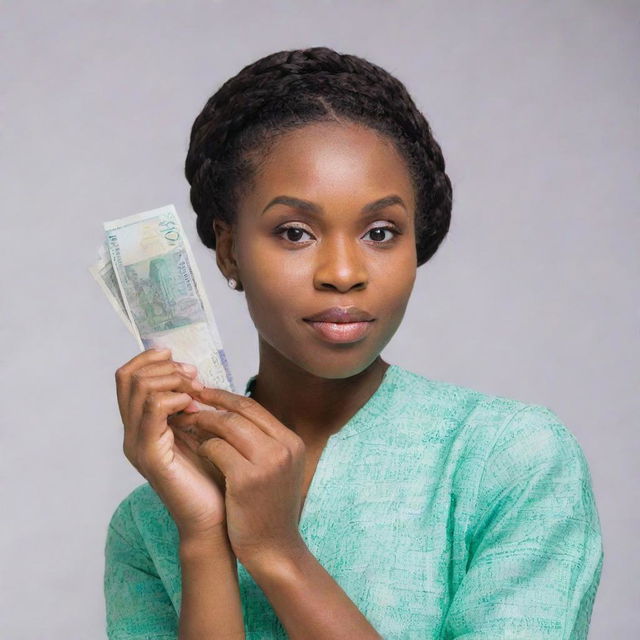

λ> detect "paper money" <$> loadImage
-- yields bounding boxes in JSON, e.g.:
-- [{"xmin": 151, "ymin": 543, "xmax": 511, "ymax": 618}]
[
  {"xmin": 90, "ymin": 204, "xmax": 235, "ymax": 395},
  {"xmin": 89, "ymin": 242, "xmax": 137, "ymax": 337}
]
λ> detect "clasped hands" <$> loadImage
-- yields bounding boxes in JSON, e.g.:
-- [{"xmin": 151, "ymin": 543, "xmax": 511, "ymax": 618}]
[{"xmin": 168, "ymin": 385, "xmax": 308, "ymax": 568}]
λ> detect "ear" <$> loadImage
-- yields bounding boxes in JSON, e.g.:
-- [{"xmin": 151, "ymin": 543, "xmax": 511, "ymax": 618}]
[{"xmin": 213, "ymin": 219, "xmax": 242, "ymax": 290}]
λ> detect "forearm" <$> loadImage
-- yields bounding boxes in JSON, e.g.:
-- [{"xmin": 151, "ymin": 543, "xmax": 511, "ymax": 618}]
[
  {"xmin": 244, "ymin": 544, "xmax": 381, "ymax": 640},
  {"xmin": 178, "ymin": 527, "xmax": 245, "ymax": 640}
]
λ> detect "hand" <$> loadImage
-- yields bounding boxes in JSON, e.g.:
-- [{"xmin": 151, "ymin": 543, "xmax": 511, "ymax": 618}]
[
  {"xmin": 115, "ymin": 348, "xmax": 228, "ymax": 539},
  {"xmin": 168, "ymin": 386, "xmax": 308, "ymax": 567}
]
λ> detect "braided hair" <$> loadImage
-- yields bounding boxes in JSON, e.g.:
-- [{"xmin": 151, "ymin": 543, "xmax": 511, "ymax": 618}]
[{"xmin": 184, "ymin": 46, "xmax": 452, "ymax": 267}]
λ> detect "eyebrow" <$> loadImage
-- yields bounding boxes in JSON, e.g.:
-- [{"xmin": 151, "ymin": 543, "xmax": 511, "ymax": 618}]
[{"xmin": 261, "ymin": 194, "xmax": 407, "ymax": 216}]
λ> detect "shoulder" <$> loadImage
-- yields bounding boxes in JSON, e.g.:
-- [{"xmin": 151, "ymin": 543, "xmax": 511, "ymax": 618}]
[
  {"xmin": 470, "ymin": 402, "xmax": 601, "ymax": 544},
  {"xmin": 388, "ymin": 363, "xmax": 530, "ymax": 441},
  {"xmin": 107, "ymin": 482, "xmax": 171, "ymax": 547},
  {"xmin": 465, "ymin": 405, "xmax": 603, "ymax": 588},
  {"xmin": 388, "ymin": 363, "xmax": 491, "ymax": 416},
  {"xmin": 390, "ymin": 364, "xmax": 595, "ymax": 490},
  {"xmin": 480, "ymin": 403, "xmax": 594, "ymax": 494},
  {"xmin": 480, "ymin": 405, "xmax": 595, "ymax": 519}
]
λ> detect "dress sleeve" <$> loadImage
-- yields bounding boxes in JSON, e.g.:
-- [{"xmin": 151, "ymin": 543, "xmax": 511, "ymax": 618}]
[
  {"xmin": 104, "ymin": 495, "xmax": 178, "ymax": 640},
  {"xmin": 443, "ymin": 405, "xmax": 604, "ymax": 640}
]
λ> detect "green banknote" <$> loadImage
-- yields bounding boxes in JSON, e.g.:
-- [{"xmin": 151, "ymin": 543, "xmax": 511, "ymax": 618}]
[{"xmin": 90, "ymin": 204, "xmax": 235, "ymax": 394}]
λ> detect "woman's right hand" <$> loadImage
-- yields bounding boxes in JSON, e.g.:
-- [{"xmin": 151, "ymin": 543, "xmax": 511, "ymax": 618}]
[{"xmin": 115, "ymin": 348, "xmax": 227, "ymax": 540}]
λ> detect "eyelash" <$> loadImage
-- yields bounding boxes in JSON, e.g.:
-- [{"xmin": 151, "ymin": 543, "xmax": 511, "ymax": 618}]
[{"xmin": 273, "ymin": 224, "xmax": 401, "ymax": 245}]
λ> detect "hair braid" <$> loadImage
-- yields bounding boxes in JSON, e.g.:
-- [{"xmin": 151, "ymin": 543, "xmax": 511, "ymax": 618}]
[{"xmin": 185, "ymin": 46, "xmax": 452, "ymax": 266}]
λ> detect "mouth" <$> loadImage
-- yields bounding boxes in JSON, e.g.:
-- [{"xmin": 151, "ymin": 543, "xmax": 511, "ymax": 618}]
[
  {"xmin": 303, "ymin": 319, "xmax": 374, "ymax": 344},
  {"xmin": 303, "ymin": 305, "xmax": 375, "ymax": 323}
]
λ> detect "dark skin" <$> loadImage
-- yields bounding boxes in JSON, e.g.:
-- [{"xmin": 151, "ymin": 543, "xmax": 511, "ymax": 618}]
[
  {"xmin": 213, "ymin": 120, "xmax": 418, "ymax": 463},
  {"xmin": 165, "ymin": 120, "xmax": 418, "ymax": 638},
  {"xmin": 172, "ymin": 119, "xmax": 418, "ymax": 531}
]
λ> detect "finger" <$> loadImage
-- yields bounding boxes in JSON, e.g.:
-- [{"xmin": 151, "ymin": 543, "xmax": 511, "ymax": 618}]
[
  {"xmin": 168, "ymin": 413, "xmax": 210, "ymax": 445},
  {"xmin": 197, "ymin": 436, "xmax": 252, "ymax": 486},
  {"xmin": 170, "ymin": 408, "xmax": 275, "ymax": 465},
  {"xmin": 136, "ymin": 390, "xmax": 194, "ymax": 462},
  {"xmin": 192, "ymin": 387, "xmax": 298, "ymax": 448},
  {"xmin": 182, "ymin": 399, "xmax": 202, "ymax": 413},
  {"xmin": 128, "ymin": 360, "xmax": 201, "ymax": 422},
  {"xmin": 172, "ymin": 423, "xmax": 205, "ymax": 454},
  {"xmin": 134, "ymin": 360, "xmax": 200, "ymax": 384},
  {"xmin": 128, "ymin": 371, "xmax": 204, "ymax": 442},
  {"xmin": 172, "ymin": 424, "xmax": 228, "ymax": 493},
  {"xmin": 115, "ymin": 348, "xmax": 172, "ymax": 415}
]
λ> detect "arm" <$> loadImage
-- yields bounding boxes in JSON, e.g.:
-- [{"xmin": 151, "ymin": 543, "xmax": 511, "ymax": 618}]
[
  {"xmin": 443, "ymin": 405, "xmax": 604, "ymax": 639},
  {"xmin": 242, "ymin": 544, "xmax": 382, "ymax": 640},
  {"xmin": 105, "ymin": 496, "xmax": 245, "ymax": 640},
  {"xmin": 178, "ymin": 526, "xmax": 245, "ymax": 640}
]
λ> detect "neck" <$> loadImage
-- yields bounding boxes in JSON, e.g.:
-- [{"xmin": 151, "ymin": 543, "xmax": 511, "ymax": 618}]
[{"xmin": 249, "ymin": 341, "xmax": 390, "ymax": 447}]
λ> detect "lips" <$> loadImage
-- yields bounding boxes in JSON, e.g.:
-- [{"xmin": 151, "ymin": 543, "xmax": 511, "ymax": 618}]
[
  {"xmin": 303, "ymin": 306, "xmax": 375, "ymax": 344},
  {"xmin": 303, "ymin": 306, "xmax": 374, "ymax": 323}
]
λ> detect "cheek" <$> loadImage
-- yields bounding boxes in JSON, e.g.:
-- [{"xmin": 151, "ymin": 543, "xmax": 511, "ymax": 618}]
[
  {"xmin": 383, "ymin": 281, "xmax": 414, "ymax": 328},
  {"xmin": 371, "ymin": 248, "xmax": 416, "ymax": 302},
  {"xmin": 243, "ymin": 252, "xmax": 309, "ymax": 304},
  {"xmin": 238, "ymin": 232, "xmax": 309, "ymax": 285},
  {"xmin": 240, "ymin": 256, "xmax": 309, "ymax": 337}
]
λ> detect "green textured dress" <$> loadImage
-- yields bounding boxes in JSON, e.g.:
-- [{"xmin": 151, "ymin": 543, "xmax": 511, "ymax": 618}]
[{"xmin": 104, "ymin": 364, "xmax": 603, "ymax": 639}]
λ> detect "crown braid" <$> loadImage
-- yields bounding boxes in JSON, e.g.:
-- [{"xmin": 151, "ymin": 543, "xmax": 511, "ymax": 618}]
[{"xmin": 185, "ymin": 46, "xmax": 452, "ymax": 267}]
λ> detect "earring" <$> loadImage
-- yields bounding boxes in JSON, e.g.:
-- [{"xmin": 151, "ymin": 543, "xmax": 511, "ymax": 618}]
[{"xmin": 227, "ymin": 277, "xmax": 237, "ymax": 289}]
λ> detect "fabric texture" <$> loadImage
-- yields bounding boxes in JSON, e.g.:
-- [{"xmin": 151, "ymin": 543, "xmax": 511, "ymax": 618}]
[{"xmin": 104, "ymin": 363, "xmax": 603, "ymax": 639}]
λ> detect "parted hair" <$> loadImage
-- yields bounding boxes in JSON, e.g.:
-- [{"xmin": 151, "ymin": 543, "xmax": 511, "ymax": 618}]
[{"xmin": 184, "ymin": 46, "xmax": 452, "ymax": 267}]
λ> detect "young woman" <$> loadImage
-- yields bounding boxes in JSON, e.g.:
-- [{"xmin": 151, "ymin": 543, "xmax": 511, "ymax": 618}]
[{"xmin": 104, "ymin": 47, "xmax": 603, "ymax": 639}]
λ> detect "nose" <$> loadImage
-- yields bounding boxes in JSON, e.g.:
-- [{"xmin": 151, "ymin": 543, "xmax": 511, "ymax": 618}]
[{"xmin": 313, "ymin": 233, "xmax": 368, "ymax": 292}]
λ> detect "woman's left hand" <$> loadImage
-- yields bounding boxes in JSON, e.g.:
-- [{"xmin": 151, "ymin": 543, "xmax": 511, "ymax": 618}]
[{"xmin": 168, "ymin": 386, "xmax": 308, "ymax": 567}]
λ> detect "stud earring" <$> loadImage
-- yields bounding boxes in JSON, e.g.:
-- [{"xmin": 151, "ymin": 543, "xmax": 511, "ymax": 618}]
[{"xmin": 227, "ymin": 277, "xmax": 237, "ymax": 289}]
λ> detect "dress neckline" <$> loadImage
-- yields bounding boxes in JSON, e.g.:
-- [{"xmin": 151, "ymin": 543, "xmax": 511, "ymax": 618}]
[{"xmin": 243, "ymin": 364, "xmax": 400, "ymax": 441}]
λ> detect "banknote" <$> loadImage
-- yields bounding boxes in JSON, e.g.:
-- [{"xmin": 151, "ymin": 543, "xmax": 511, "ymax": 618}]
[
  {"xmin": 92, "ymin": 204, "xmax": 235, "ymax": 396},
  {"xmin": 89, "ymin": 241, "xmax": 136, "ymax": 337}
]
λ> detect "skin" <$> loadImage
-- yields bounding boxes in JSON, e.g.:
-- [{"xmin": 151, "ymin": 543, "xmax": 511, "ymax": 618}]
[
  {"xmin": 213, "ymin": 120, "xmax": 418, "ymax": 450},
  {"xmin": 157, "ymin": 120, "xmax": 419, "ymax": 638},
  {"xmin": 143, "ymin": 118, "xmax": 419, "ymax": 550}
]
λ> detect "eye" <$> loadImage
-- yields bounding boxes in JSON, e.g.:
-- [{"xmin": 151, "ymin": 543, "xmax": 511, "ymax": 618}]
[
  {"xmin": 273, "ymin": 223, "xmax": 401, "ymax": 245},
  {"xmin": 274, "ymin": 224, "xmax": 314, "ymax": 244},
  {"xmin": 365, "ymin": 225, "xmax": 399, "ymax": 243}
]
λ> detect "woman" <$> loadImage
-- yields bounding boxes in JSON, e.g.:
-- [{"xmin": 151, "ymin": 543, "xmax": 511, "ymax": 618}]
[{"xmin": 104, "ymin": 47, "xmax": 603, "ymax": 639}]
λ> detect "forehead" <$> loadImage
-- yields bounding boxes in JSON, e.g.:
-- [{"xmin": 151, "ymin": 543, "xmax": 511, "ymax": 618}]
[{"xmin": 248, "ymin": 122, "xmax": 415, "ymax": 211}]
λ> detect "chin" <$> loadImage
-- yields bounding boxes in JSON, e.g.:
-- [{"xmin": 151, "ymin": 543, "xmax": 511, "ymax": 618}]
[
  {"xmin": 286, "ymin": 347, "xmax": 384, "ymax": 381},
  {"xmin": 259, "ymin": 319, "xmax": 388, "ymax": 380}
]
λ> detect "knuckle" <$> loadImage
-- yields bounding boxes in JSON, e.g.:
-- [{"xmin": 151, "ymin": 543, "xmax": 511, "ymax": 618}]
[
  {"xmin": 173, "ymin": 372, "xmax": 188, "ymax": 386},
  {"xmin": 203, "ymin": 436, "xmax": 223, "ymax": 449},
  {"xmin": 291, "ymin": 436, "xmax": 306, "ymax": 457},
  {"xmin": 200, "ymin": 437, "xmax": 222, "ymax": 456},
  {"xmin": 165, "ymin": 372, "xmax": 179, "ymax": 387},
  {"xmin": 143, "ymin": 392, "xmax": 163, "ymax": 413},
  {"xmin": 131, "ymin": 370, "xmax": 147, "ymax": 389},
  {"xmin": 274, "ymin": 445, "xmax": 293, "ymax": 468},
  {"xmin": 218, "ymin": 410, "xmax": 237, "ymax": 425},
  {"xmin": 235, "ymin": 397, "xmax": 255, "ymax": 413}
]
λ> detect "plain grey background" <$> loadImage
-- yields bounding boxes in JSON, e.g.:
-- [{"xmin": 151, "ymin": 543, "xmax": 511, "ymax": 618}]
[{"xmin": 1, "ymin": 1, "xmax": 637, "ymax": 637}]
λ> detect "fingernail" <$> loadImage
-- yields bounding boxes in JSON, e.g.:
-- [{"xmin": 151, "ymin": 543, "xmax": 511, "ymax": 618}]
[{"xmin": 184, "ymin": 401, "xmax": 200, "ymax": 413}]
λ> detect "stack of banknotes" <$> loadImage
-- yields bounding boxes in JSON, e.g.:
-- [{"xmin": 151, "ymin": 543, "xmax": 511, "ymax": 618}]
[{"xmin": 89, "ymin": 204, "xmax": 236, "ymax": 400}]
